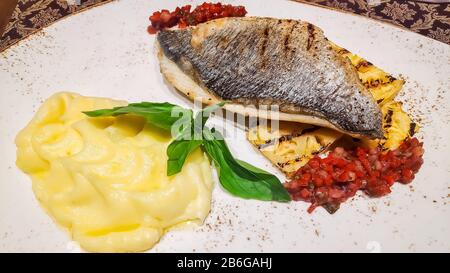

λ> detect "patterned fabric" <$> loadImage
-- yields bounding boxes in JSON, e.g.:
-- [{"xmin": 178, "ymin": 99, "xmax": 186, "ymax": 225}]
[
  {"xmin": 0, "ymin": 0, "xmax": 112, "ymax": 52},
  {"xmin": 0, "ymin": 0, "xmax": 449, "ymax": 53},
  {"xmin": 294, "ymin": 0, "xmax": 450, "ymax": 44}
]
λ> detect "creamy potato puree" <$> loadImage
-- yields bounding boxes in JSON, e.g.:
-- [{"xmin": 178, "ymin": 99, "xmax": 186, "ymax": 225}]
[{"xmin": 15, "ymin": 92, "xmax": 213, "ymax": 252}]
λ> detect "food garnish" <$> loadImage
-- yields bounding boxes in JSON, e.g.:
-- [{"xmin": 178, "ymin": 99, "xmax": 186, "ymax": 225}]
[
  {"xmin": 147, "ymin": 2, "xmax": 247, "ymax": 34},
  {"xmin": 82, "ymin": 101, "xmax": 191, "ymax": 131},
  {"xmin": 85, "ymin": 101, "xmax": 291, "ymax": 202},
  {"xmin": 166, "ymin": 102, "xmax": 224, "ymax": 176},
  {"xmin": 203, "ymin": 128, "xmax": 291, "ymax": 201},
  {"xmin": 284, "ymin": 138, "xmax": 424, "ymax": 214}
]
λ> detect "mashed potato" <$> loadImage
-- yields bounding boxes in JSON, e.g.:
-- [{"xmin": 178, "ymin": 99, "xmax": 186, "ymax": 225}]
[{"xmin": 15, "ymin": 92, "xmax": 213, "ymax": 252}]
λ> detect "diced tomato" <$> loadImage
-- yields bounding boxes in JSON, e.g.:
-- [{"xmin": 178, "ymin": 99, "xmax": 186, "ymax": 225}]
[
  {"xmin": 147, "ymin": 2, "xmax": 247, "ymax": 34},
  {"xmin": 299, "ymin": 188, "xmax": 311, "ymax": 199},
  {"xmin": 147, "ymin": 26, "xmax": 157, "ymax": 34},
  {"xmin": 308, "ymin": 158, "xmax": 320, "ymax": 169},
  {"xmin": 159, "ymin": 10, "xmax": 171, "ymax": 23},
  {"xmin": 284, "ymin": 138, "xmax": 424, "ymax": 214},
  {"xmin": 314, "ymin": 176, "xmax": 324, "ymax": 187},
  {"xmin": 400, "ymin": 168, "xmax": 414, "ymax": 184}
]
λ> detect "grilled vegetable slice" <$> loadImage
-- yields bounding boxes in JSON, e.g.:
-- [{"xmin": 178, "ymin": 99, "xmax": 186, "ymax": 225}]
[
  {"xmin": 247, "ymin": 122, "xmax": 342, "ymax": 176},
  {"xmin": 330, "ymin": 42, "xmax": 405, "ymax": 106}
]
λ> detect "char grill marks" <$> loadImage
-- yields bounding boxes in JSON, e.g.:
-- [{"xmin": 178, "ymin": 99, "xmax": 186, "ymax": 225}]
[
  {"xmin": 306, "ymin": 23, "xmax": 315, "ymax": 50},
  {"xmin": 259, "ymin": 27, "xmax": 269, "ymax": 69}
]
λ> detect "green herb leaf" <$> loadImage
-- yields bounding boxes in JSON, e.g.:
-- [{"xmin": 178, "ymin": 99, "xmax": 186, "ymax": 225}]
[
  {"xmin": 166, "ymin": 139, "xmax": 203, "ymax": 176},
  {"xmin": 166, "ymin": 102, "xmax": 226, "ymax": 176},
  {"xmin": 235, "ymin": 159, "xmax": 273, "ymax": 175},
  {"xmin": 83, "ymin": 102, "xmax": 192, "ymax": 131},
  {"xmin": 166, "ymin": 125, "xmax": 203, "ymax": 176},
  {"xmin": 202, "ymin": 129, "xmax": 291, "ymax": 202}
]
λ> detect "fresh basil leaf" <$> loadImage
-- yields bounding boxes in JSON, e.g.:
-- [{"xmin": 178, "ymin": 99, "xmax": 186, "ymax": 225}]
[
  {"xmin": 167, "ymin": 102, "xmax": 227, "ymax": 176},
  {"xmin": 83, "ymin": 102, "xmax": 192, "ymax": 131},
  {"xmin": 235, "ymin": 159, "xmax": 273, "ymax": 175},
  {"xmin": 166, "ymin": 125, "xmax": 202, "ymax": 176},
  {"xmin": 203, "ymin": 129, "xmax": 291, "ymax": 202},
  {"xmin": 166, "ymin": 139, "xmax": 203, "ymax": 176}
]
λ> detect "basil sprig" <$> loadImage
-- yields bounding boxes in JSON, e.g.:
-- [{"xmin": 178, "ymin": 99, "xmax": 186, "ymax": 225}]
[
  {"xmin": 203, "ymin": 129, "xmax": 291, "ymax": 202},
  {"xmin": 84, "ymin": 101, "xmax": 291, "ymax": 202},
  {"xmin": 166, "ymin": 129, "xmax": 203, "ymax": 176},
  {"xmin": 166, "ymin": 103, "xmax": 225, "ymax": 176},
  {"xmin": 83, "ymin": 102, "xmax": 192, "ymax": 132}
]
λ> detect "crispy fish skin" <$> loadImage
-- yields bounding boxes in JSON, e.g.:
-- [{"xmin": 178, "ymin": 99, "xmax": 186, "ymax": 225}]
[{"xmin": 157, "ymin": 17, "xmax": 383, "ymax": 138}]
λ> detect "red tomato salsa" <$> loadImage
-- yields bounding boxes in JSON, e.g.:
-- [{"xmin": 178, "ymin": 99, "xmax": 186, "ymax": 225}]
[
  {"xmin": 284, "ymin": 138, "xmax": 424, "ymax": 214},
  {"xmin": 147, "ymin": 2, "xmax": 247, "ymax": 34}
]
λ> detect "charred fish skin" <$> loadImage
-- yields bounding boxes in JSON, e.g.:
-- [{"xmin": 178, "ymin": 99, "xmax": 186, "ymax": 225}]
[{"xmin": 157, "ymin": 17, "xmax": 383, "ymax": 139}]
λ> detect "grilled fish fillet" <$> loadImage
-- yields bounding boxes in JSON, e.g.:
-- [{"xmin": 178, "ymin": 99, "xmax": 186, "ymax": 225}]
[{"xmin": 157, "ymin": 17, "xmax": 383, "ymax": 139}]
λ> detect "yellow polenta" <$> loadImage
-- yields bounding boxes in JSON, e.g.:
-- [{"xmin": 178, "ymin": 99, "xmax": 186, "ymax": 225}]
[{"xmin": 15, "ymin": 92, "xmax": 213, "ymax": 252}]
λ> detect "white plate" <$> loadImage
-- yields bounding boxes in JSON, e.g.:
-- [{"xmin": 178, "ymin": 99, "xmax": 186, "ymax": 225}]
[{"xmin": 0, "ymin": 0, "xmax": 449, "ymax": 253}]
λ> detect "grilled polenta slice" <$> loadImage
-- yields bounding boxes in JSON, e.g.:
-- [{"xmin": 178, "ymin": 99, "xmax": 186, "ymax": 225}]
[
  {"xmin": 361, "ymin": 101, "xmax": 419, "ymax": 150},
  {"xmin": 330, "ymin": 42, "xmax": 405, "ymax": 105},
  {"xmin": 382, "ymin": 102, "xmax": 419, "ymax": 149},
  {"xmin": 247, "ymin": 122, "xmax": 342, "ymax": 175}
]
